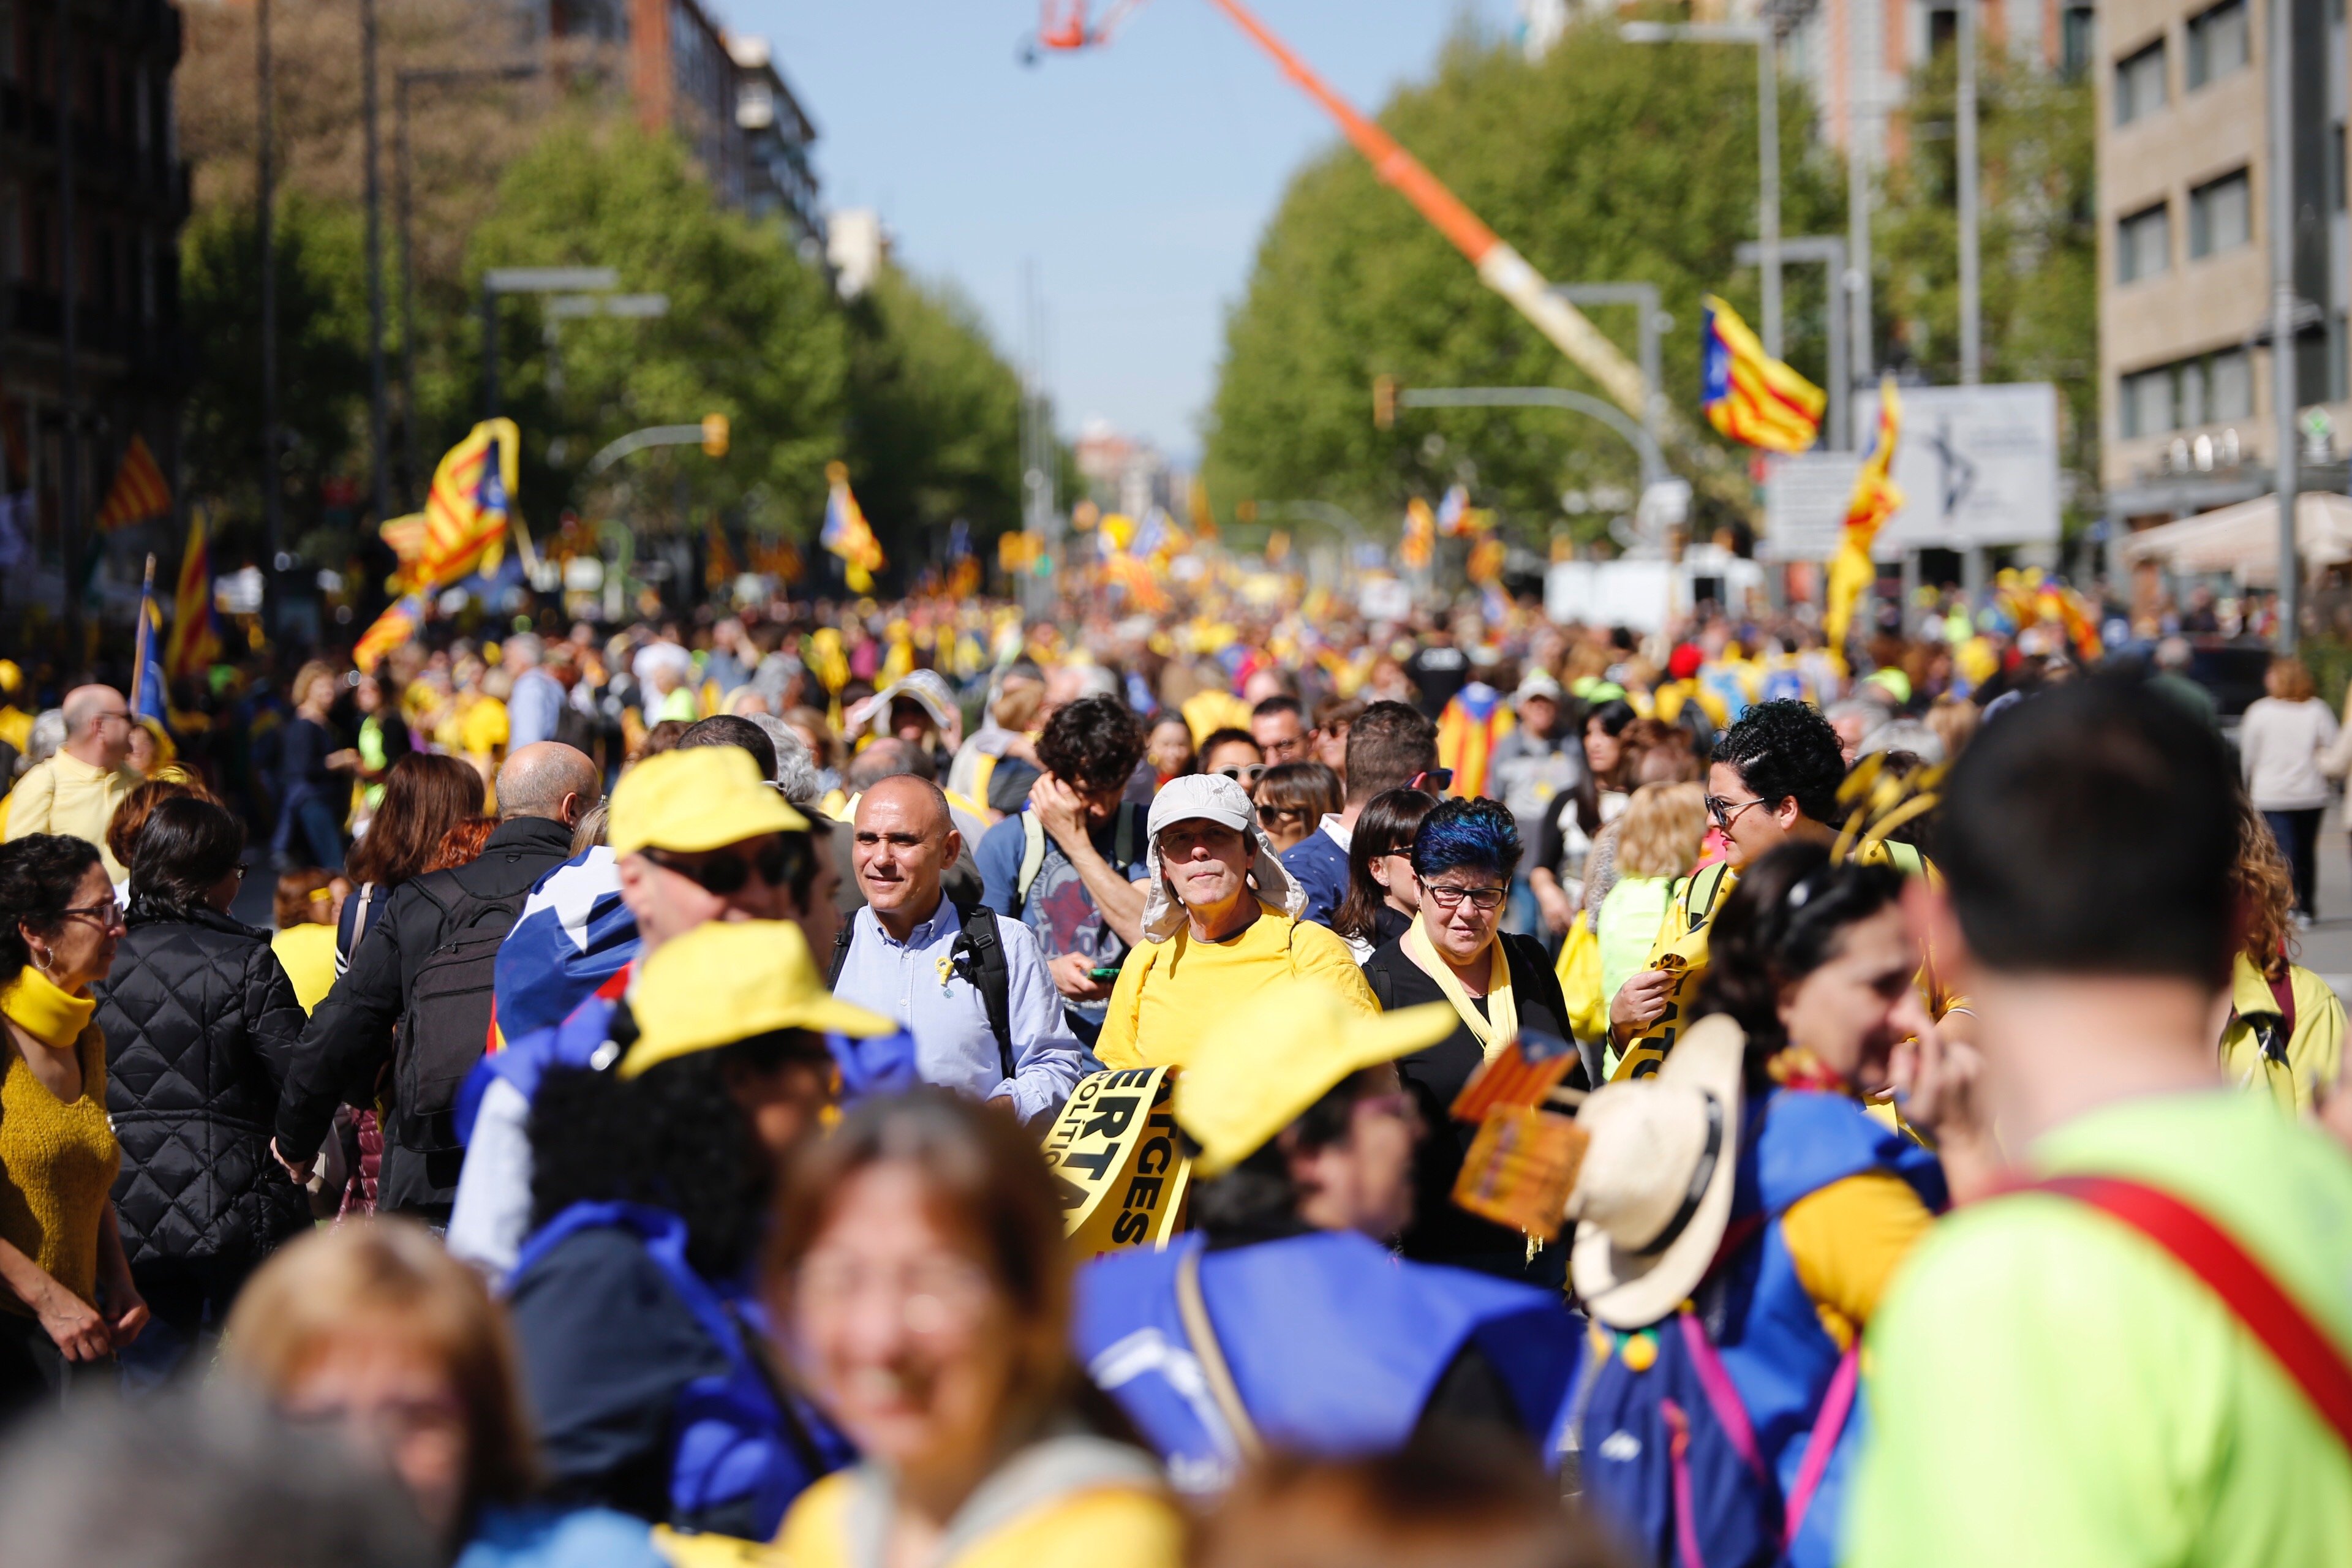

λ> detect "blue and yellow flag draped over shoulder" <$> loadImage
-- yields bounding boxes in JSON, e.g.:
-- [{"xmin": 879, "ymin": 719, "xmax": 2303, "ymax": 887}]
[
  {"xmin": 1701, "ymin": 295, "xmax": 1824, "ymax": 454},
  {"xmin": 1823, "ymin": 378, "xmax": 1904, "ymax": 654}
]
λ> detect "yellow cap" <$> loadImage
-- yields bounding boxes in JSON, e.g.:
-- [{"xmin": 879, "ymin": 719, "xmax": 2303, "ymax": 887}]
[
  {"xmin": 617, "ymin": 920, "xmax": 892, "ymax": 1079},
  {"xmin": 609, "ymin": 746, "xmax": 809, "ymax": 856},
  {"xmin": 1174, "ymin": 981, "xmax": 1457, "ymax": 1177}
]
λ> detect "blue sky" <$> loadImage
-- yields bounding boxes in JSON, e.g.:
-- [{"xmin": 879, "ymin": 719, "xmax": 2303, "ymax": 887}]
[{"xmin": 734, "ymin": 1, "xmax": 1524, "ymax": 462}]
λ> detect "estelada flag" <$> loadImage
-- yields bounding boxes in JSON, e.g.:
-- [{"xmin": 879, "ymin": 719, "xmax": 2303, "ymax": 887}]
[
  {"xmin": 1823, "ymin": 379, "xmax": 1904, "ymax": 652},
  {"xmin": 1701, "ymin": 295, "xmax": 1824, "ymax": 454},
  {"xmin": 164, "ymin": 507, "xmax": 222, "ymax": 680},
  {"xmin": 353, "ymin": 594, "xmax": 425, "ymax": 674},
  {"xmin": 96, "ymin": 435, "xmax": 172, "ymax": 531},
  {"xmin": 1400, "ymin": 497, "xmax": 1436, "ymax": 570},
  {"xmin": 819, "ymin": 461, "xmax": 884, "ymax": 594},
  {"xmin": 416, "ymin": 419, "xmax": 521, "ymax": 590}
]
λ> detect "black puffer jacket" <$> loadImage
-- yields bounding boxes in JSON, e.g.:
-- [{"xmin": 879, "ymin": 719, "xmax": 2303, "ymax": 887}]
[{"xmin": 96, "ymin": 902, "xmax": 312, "ymax": 1271}]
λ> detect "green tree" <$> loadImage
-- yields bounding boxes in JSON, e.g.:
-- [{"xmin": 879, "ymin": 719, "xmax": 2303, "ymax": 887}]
[
  {"xmin": 1874, "ymin": 52, "xmax": 2098, "ymax": 521},
  {"xmin": 179, "ymin": 195, "xmax": 371, "ymax": 532},
  {"xmin": 461, "ymin": 118, "xmax": 848, "ymax": 541},
  {"xmin": 842, "ymin": 266, "xmax": 1027, "ymax": 576},
  {"xmin": 1204, "ymin": 21, "xmax": 1844, "ymax": 546}
]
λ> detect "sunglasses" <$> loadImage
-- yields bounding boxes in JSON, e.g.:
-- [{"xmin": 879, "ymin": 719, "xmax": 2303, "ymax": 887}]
[
  {"xmin": 1257, "ymin": 803, "xmax": 1310, "ymax": 824},
  {"xmin": 1216, "ymin": 764, "xmax": 1267, "ymax": 785},
  {"xmin": 644, "ymin": 840, "xmax": 787, "ymax": 895},
  {"xmin": 1408, "ymin": 769, "xmax": 1455, "ymax": 792},
  {"xmin": 1703, "ymin": 794, "xmax": 1770, "ymax": 829}
]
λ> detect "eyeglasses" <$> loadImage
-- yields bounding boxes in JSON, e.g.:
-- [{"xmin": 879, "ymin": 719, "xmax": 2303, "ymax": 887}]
[
  {"xmin": 58, "ymin": 901, "xmax": 127, "ymax": 933},
  {"xmin": 1703, "ymin": 794, "xmax": 1770, "ymax": 829},
  {"xmin": 1257, "ymin": 804, "xmax": 1309, "ymax": 825},
  {"xmin": 644, "ymin": 839, "xmax": 788, "ymax": 895},
  {"xmin": 1408, "ymin": 769, "xmax": 1454, "ymax": 792},
  {"xmin": 1216, "ymin": 764, "xmax": 1267, "ymax": 785},
  {"xmin": 1419, "ymin": 880, "xmax": 1507, "ymax": 912}
]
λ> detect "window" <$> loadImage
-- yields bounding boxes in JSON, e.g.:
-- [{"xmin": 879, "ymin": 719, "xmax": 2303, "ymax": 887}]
[
  {"xmin": 2189, "ymin": 170, "xmax": 2251, "ymax": 257},
  {"xmin": 2116, "ymin": 40, "xmax": 2168, "ymax": 125},
  {"xmin": 2118, "ymin": 202, "xmax": 2171, "ymax": 282},
  {"xmin": 2120, "ymin": 349, "xmax": 2255, "ymax": 439},
  {"xmin": 2186, "ymin": 0, "xmax": 2248, "ymax": 88},
  {"xmin": 2062, "ymin": 6, "xmax": 2096, "ymax": 78}
]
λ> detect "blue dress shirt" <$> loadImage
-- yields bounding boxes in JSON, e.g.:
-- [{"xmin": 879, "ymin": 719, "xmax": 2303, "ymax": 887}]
[{"xmin": 831, "ymin": 900, "xmax": 1098, "ymax": 1125}]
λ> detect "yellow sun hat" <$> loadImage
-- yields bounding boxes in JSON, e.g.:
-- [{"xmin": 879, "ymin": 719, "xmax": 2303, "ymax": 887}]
[
  {"xmin": 1174, "ymin": 979, "xmax": 1456, "ymax": 1178},
  {"xmin": 616, "ymin": 919, "xmax": 892, "ymax": 1080},
  {"xmin": 609, "ymin": 745, "xmax": 809, "ymax": 856}
]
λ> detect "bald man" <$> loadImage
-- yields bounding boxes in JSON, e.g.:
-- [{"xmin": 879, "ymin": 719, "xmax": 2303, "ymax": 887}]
[
  {"xmin": 273, "ymin": 740, "xmax": 602, "ymax": 1219},
  {"xmin": 4, "ymin": 684, "xmax": 139, "ymax": 880},
  {"xmin": 834, "ymin": 775, "xmax": 1095, "ymax": 1126}
]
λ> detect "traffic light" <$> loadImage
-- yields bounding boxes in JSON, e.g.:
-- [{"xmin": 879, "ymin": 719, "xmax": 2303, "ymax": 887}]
[
  {"xmin": 1373, "ymin": 374, "xmax": 1398, "ymax": 430},
  {"xmin": 701, "ymin": 413, "xmax": 730, "ymax": 457}
]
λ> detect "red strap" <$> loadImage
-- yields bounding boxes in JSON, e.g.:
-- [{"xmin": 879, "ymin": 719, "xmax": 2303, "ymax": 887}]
[{"xmin": 2019, "ymin": 1175, "xmax": 2352, "ymax": 1451}]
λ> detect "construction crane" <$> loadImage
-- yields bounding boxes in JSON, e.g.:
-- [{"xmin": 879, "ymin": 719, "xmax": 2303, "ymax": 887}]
[{"xmin": 1025, "ymin": 0, "xmax": 1689, "ymax": 459}]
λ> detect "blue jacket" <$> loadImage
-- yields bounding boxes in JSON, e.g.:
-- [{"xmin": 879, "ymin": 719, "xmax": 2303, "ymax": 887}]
[
  {"xmin": 1280, "ymin": 827, "xmax": 1351, "ymax": 929},
  {"xmin": 1074, "ymin": 1231, "xmax": 1580, "ymax": 1494}
]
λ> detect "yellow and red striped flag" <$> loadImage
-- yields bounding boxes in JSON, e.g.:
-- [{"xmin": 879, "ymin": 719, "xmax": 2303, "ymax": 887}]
[
  {"xmin": 415, "ymin": 418, "xmax": 521, "ymax": 590},
  {"xmin": 353, "ymin": 594, "xmax": 426, "ymax": 674},
  {"xmin": 1823, "ymin": 379, "xmax": 1904, "ymax": 653},
  {"xmin": 1700, "ymin": 295, "xmax": 1824, "ymax": 454},
  {"xmin": 163, "ymin": 507, "xmax": 221, "ymax": 680},
  {"xmin": 96, "ymin": 434, "xmax": 172, "ymax": 531},
  {"xmin": 1400, "ymin": 497, "xmax": 1435, "ymax": 570}
]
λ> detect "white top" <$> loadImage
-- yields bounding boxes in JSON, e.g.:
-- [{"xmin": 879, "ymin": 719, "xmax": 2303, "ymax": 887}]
[{"xmin": 2240, "ymin": 696, "xmax": 2340, "ymax": 810}]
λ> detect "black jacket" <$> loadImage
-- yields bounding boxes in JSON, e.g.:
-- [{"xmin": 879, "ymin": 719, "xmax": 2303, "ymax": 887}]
[
  {"xmin": 96, "ymin": 902, "xmax": 312, "ymax": 1272},
  {"xmin": 274, "ymin": 815, "xmax": 576, "ymax": 1216},
  {"xmin": 1360, "ymin": 932, "xmax": 1583, "ymax": 1280}
]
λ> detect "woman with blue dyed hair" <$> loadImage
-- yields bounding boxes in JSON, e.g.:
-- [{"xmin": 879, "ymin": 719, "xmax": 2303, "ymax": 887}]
[{"xmin": 1360, "ymin": 797, "xmax": 1582, "ymax": 1281}]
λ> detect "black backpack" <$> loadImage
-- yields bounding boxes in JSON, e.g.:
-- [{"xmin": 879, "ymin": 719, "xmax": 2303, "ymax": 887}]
[
  {"xmin": 828, "ymin": 900, "xmax": 1015, "ymax": 1080},
  {"xmin": 393, "ymin": 878, "xmax": 529, "ymax": 1153}
]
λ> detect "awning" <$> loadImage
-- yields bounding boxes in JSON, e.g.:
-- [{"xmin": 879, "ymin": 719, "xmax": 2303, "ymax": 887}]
[{"xmin": 2116, "ymin": 492, "xmax": 2352, "ymax": 585}]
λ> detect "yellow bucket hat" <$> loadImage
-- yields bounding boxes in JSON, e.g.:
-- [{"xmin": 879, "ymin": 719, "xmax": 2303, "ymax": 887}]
[
  {"xmin": 609, "ymin": 746, "xmax": 809, "ymax": 856},
  {"xmin": 1174, "ymin": 981, "xmax": 1456, "ymax": 1178},
  {"xmin": 617, "ymin": 920, "xmax": 893, "ymax": 1080}
]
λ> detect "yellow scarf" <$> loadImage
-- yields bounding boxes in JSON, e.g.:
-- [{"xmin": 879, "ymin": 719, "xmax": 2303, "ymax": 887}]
[
  {"xmin": 1401, "ymin": 916, "xmax": 1517, "ymax": 1062},
  {"xmin": 0, "ymin": 967, "xmax": 95, "ymax": 1052}
]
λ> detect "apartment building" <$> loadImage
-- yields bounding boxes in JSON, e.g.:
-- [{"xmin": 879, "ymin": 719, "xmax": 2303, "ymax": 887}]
[
  {"xmin": 0, "ymin": 0, "xmax": 192, "ymax": 588},
  {"xmin": 2098, "ymin": 0, "xmax": 2346, "ymax": 524}
]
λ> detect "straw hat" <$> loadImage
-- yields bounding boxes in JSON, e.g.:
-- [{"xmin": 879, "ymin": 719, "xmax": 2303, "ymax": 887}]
[{"xmin": 1567, "ymin": 1014, "xmax": 1747, "ymax": 1329}]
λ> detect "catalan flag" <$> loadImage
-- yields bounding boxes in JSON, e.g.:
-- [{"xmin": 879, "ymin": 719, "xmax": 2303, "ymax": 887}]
[
  {"xmin": 95, "ymin": 434, "xmax": 173, "ymax": 531},
  {"xmin": 1823, "ymin": 378, "xmax": 1904, "ymax": 653},
  {"xmin": 820, "ymin": 461, "xmax": 885, "ymax": 594},
  {"xmin": 416, "ymin": 418, "xmax": 521, "ymax": 590},
  {"xmin": 1400, "ymin": 497, "xmax": 1435, "ymax": 570},
  {"xmin": 163, "ymin": 507, "xmax": 222, "ymax": 680},
  {"xmin": 1701, "ymin": 295, "xmax": 1824, "ymax": 454},
  {"xmin": 353, "ymin": 594, "xmax": 426, "ymax": 674}
]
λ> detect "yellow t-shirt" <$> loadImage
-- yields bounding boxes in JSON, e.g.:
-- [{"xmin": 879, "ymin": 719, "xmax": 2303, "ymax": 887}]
[
  {"xmin": 461, "ymin": 695, "xmax": 511, "ymax": 758},
  {"xmin": 1776, "ymin": 1167, "xmax": 1937, "ymax": 1350},
  {"xmin": 1093, "ymin": 903, "xmax": 1379, "ymax": 1071},
  {"xmin": 770, "ymin": 1467, "xmax": 1183, "ymax": 1568},
  {"xmin": 271, "ymin": 922, "xmax": 341, "ymax": 1015}
]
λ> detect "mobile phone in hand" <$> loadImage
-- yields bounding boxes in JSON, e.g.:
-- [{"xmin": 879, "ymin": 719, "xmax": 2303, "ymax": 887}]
[{"xmin": 1087, "ymin": 964, "xmax": 1123, "ymax": 981}]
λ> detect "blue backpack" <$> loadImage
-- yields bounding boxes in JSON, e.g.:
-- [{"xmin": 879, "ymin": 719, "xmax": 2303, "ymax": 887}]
[
  {"xmin": 1575, "ymin": 1250, "xmax": 1856, "ymax": 1568},
  {"xmin": 511, "ymin": 1202, "xmax": 853, "ymax": 1537}
]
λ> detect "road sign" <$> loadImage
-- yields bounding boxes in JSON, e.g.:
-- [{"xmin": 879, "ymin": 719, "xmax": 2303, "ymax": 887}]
[{"xmin": 1761, "ymin": 383, "xmax": 2060, "ymax": 560}]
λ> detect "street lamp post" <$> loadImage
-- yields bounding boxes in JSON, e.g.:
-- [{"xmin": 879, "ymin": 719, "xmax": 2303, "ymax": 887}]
[
  {"xmin": 480, "ymin": 268, "xmax": 621, "ymax": 423},
  {"xmin": 1395, "ymin": 385, "xmax": 1668, "ymax": 496},
  {"xmin": 1548, "ymin": 282, "xmax": 1673, "ymax": 451},
  {"xmin": 1623, "ymin": 18, "xmax": 1787, "ymax": 358},
  {"xmin": 361, "ymin": 0, "xmax": 387, "ymax": 528},
  {"xmin": 394, "ymin": 64, "xmax": 540, "ymax": 506},
  {"xmin": 2269, "ymin": 0, "xmax": 2301, "ymax": 650},
  {"xmin": 1957, "ymin": 0, "xmax": 1981, "ymax": 386}
]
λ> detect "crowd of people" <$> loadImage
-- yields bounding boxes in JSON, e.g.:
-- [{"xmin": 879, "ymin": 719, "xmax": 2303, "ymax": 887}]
[{"xmin": 0, "ymin": 578, "xmax": 2343, "ymax": 1568}]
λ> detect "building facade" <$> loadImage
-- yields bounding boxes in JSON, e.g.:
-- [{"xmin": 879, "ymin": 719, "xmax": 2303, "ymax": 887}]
[
  {"xmin": 0, "ymin": 0, "xmax": 192, "ymax": 605},
  {"xmin": 2097, "ymin": 0, "xmax": 2345, "ymax": 524}
]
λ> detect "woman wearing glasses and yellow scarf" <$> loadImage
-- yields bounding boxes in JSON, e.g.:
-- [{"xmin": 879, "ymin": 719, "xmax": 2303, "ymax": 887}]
[{"xmin": 1360, "ymin": 798, "xmax": 1585, "ymax": 1283}]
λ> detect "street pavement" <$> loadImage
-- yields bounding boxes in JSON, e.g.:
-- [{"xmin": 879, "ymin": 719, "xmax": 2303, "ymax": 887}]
[{"xmin": 2296, "ymin": 802, "xmax": 2352, "ymax": 1003}]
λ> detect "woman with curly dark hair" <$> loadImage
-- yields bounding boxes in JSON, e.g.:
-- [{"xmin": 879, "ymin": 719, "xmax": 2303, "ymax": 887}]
[
  {"xmin": 2220, "ymin": 794, "xmax": 2347, "ymax": 1112},
  {"xmin": 94, "ymin": 796, "xmax": 311, "ymax": 1388},
  {"xmin": 506, "ymin": 919, "xmax": 889, "ymax": 1541},
  {"xmin": 0, "ymin": 833, "xmax": 142, "ymax": 1415}
]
